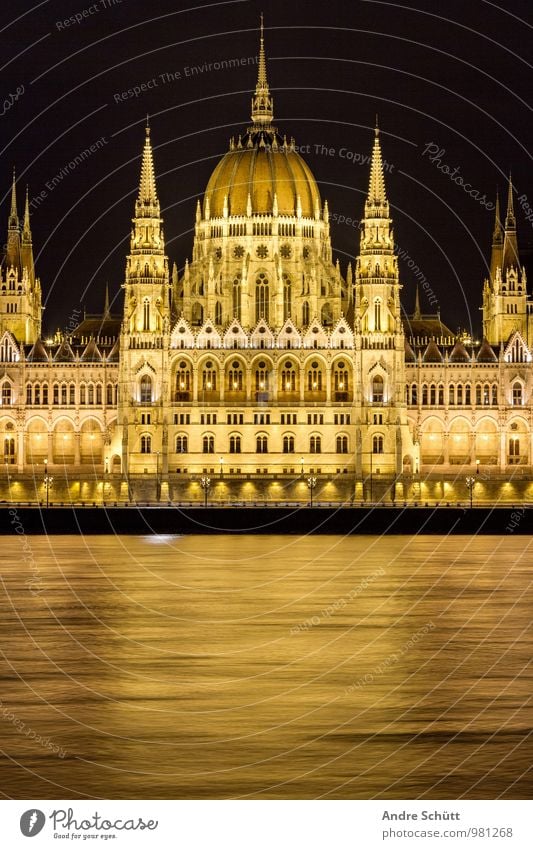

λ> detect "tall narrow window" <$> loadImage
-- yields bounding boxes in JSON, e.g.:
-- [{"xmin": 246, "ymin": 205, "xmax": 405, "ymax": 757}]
[
  {"xmin": 255, "ymin": 273, "xmax": 269, "ymax": 322},
  {"xmin": 310, "ymin": 435, "xmax": 321, "ymax": 454},
  {"xmin": 203, "ymin": 435, "xmax": 215, "ymax": 454},
  {"xmin": 283, "ymin": 435, "xmax": 295, "ymax": 454},
  {"xmin": 143, "ymin": 299, "xmax": 150, "ymax": 331},
  {"xmin": 229, "ymin": 435, "xmax": 241, "ymax": 454},
  {"xmin": 509, "ymin": 437, "xmax": 520, "ymax": 463},
  {"xmin": 374, "ymin": 299, "xmax": 382, "ymax": 331},
  {"xmin": 336, "ymin": 435, "xmax": 348, "ymax": 454},
  {"xmin": 4, "ymin": 437, "xmax": 15, "ymax": 463},
  {"xmin": 283, "ymin": 274, "xmax": 292, "ymax": 320},
  {"xmin": 256, "ymin": 435, "xmax": 268, "ymax": 454},
  {"xmin": 512, "ymin": 382, "xmax": 523, "ymax": 406},
  {"xmin": 140, "ymin": 375, "xmax": 152, "ymax": 403},
  {"xmin": 140, "ymin": 434, "xmax": 151, "ymax": 454},
  {"xmin": 228, "ymin": 362, "xmax": 243, "ymax": 391},
  {"xmin": 232, "ymin": 276, "xmax": 242, "ymax": 320},
  {"xmin": 1, "ymin": 382, "xmax": 11, "ymax": 405},
  {"xmin": 215, "ymin": 301, "xmax": 222, "ymax": 325},
  {"xmin": 373, "ymin": 435, "xmax": 384, "ymax": 454},
  {"xmin": 372, "ymin": 374, "xmax": 384, "ymax": 403},
  {"xmin": 176, "ymin": 435, "xmax": 188, "ymax": 454},
  {"xmin": 302, "ymin": 301, "xmax": 310, "ymax": 326}
]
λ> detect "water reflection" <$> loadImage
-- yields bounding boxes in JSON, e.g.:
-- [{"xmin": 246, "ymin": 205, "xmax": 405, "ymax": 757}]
[{"xmin": 0, "ymin": 534, "xmax": 531, "ymax": 798}]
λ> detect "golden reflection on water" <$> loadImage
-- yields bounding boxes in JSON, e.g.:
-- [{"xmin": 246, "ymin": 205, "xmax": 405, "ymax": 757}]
[{"xmin": 0, "ymin": 534, "xmax": 531, "ymax": 799}]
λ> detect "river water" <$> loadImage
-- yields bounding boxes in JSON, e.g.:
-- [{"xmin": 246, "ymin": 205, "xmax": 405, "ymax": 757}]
[{"xmin": 0, "ymin": 534, "xmax": 531, "ymax": 799}]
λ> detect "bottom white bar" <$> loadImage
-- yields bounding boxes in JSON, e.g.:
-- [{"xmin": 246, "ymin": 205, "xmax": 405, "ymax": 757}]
[{"xmin": 3, "ymin": 799, "xmax": 530, "ymax": 848}]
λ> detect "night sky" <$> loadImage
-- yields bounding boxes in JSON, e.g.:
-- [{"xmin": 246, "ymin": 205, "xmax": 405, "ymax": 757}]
[{"xmin": 2, "ymin": 0, "xmax": 532, "ymax": 336}]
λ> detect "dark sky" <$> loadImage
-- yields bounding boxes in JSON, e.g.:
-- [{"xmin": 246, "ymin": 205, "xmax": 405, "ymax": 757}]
[{"xmin": 2, "ymin": 0, "xmax": 532, "ymax": 336}]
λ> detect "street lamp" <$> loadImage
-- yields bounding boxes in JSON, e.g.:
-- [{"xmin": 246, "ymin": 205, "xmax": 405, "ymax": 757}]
[
  {"xmin": 300, "ymin": 457, "xmax": 304, "ymax": 477},
  {"xmin": 465, "ymin": 475, "xmax": 476, "ymax": 509},
  {"xmin": 307, "ymin": 475, "xmax": 317, "ymax": 507},
  {"xmin": 43, "ymin": 458, "xmax": 53, "ymax": 509},
  {"xmin": 200, "ymin": 475, "xmax": 211, "ymax": 508},
  {"xmin": 219, "ymin": 457, "xmax": 224, "ymax": 477},
  {"xmin": 476, "ymin": 458, "xmax": 480, "ymax": 475},
  {"xmin": 104, "ymin": 456, "xmax": 109, "ymax": 504}
]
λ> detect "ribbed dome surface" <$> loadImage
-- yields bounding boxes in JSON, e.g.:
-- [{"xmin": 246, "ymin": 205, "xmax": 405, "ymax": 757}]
[{"xmin": 204, "ymin": 138, "xmax": 321, "ymax": 218}]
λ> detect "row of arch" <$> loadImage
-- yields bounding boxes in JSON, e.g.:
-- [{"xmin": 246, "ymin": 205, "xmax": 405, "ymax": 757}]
[
  {"xmin": 139, "ymin": 432, "xmax": 352, "ymax": 456},
  {"xmin": 0, "ymin": 381, "xmax": 118, "ymax": 407},
  {"xmin": 1, "ymin": 416, "xmax": 109, "ymax": 465},
  {"xmin": 418, "ymin": 415, "xmax": 530, "ymax": 465},
  {"xmin": 407, "ymin": 381, "xmax": 526, "ymax": 407}
]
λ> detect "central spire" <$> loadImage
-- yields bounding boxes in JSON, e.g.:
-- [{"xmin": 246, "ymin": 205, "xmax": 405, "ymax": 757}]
[{"xmin": 251, "ymin": 15, "xmax": 274, "ymax": 128}]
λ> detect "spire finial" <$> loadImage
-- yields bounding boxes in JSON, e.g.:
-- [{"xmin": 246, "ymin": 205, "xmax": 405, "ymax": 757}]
[
  {"xmin": 251, "ymin": 14, "xmax": 274, "ymax": 127},
  {"xmin": 375, "ymin": 114, "xmax": 379, "ymax": 136},
  {"xmin": 414, "ymin": 286, "xmax": 421, "ymax": 319},
  {"xmin": 9, "ymin": 167, "xmax": 18, "ymax": 229},
  {"xmin": 103, "ymin": 283, "xmax": 110, "ymax": 318},
  {"xmin": 22, "ymin": 185, "xmax": 31, "ymax": 240}
]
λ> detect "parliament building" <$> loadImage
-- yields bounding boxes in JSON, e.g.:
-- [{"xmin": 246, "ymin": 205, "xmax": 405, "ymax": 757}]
[{"xmin": 1, "ymin": 26, "xmax": 532, "ymax": 505}]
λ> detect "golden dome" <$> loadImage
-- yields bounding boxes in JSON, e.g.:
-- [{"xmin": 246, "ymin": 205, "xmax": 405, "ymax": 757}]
[{"xmin": 204, "ymin": 137, "xmax": 321, "ymax": 218}]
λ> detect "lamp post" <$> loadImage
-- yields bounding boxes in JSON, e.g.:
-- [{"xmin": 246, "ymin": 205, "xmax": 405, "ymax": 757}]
[
  {"xmin": 307, "ymin": 475, "xmax": 317, "ymax": 507},
  {"xmin": 200, "ymin": 475, "xmax": 211, "ymax": 508},
  {"xmin": 219, "ymin": 457, "xmax": 224, "ymax": 477},
  {"xmin": 43, "ymin": 458, "xmax": 53, "ymax": 509},
  {"xmin": 155, "ymin": 451, "xmax": 160, "ymax": 502},
  {"xmin": 300, "ymin": 457, "xmax": 304, "ymax": 478},
  {"xmin": 476, "ymin": 458, "xmax": 480, "ymax": 475},
  {"xmin": 104, "ymin": 456, "xmax": 109, "ymax": 504},
  {"xmin": 465, "ymin": 475, "xmax": 476, "ymax": 509}
]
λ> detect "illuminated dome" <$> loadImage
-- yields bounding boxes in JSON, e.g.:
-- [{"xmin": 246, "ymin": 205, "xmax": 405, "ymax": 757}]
[
  {"xmin": 204, "ymin": 136, "xmax": 321, "ymax": 218},
  {"xmin": 202, "ymin": 20, "xmax": 321, "ymax": 220}
]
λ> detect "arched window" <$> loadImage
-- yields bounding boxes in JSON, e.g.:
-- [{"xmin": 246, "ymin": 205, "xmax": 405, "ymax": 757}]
[
  {"xmin": 411, "ymin": 384, "xmax": 418, "ymax": 405},
  {"xmin": 96, "ymin": 384, "xmax": 102, "ymax": 405},
  {"xmin": 283, "ymin": 435, "xmax": 295, "ymax": 454},
  {"xmin": 80, "ymin": 384, "xmax": 86, "ymax": 405},
  {"xmin": 336, "ymin": 435, "xmax": 348, "ymax": 454},
  {"xmin": 42, "ymin": 383, "xmax": 49, "ymax": 405},
  {"xmin": 256, "ymin": 435, "xmax": 268, "ymax": 454},
  {"xmin": 176, "ymin": 435, "xmax": 188, "ymax": 454},
  {"xmin": 476, "ymin": 384, "xmax": 482, "ymax": 405},
  {"xmin": 374, "ymin": 298, "xmax": 382, "ymax": 331},
  {"xmin": 26, "ymin": 383, "xmax": 32, "ymax": 405},
  {"xmin": 3, "ymin": 436, "xmax": 15, "ymax": 463},
  {"xmin": 422, "ymin": 384, "xmax": 428, "ymax": 406},
  {"xmin": 465, "ymin": 385, "xmax": 471, "ymax": 405},
  {"xmin": 456, "ymin": 384, "xmax": 463, "ymax": 405},
  {"xmin": 140, "ymin": 375, "xmax": 152, "ymax": 403},
  {"xmin": 333, "ymin": 363, "xmax": 348, "ymax": 394},
  {"xmin": 430, "ymin": 384, "xmax": 437, "ymax": 406},
  {"xmin": 140, "ymin": 434, "xmax": 151, "ymax": 454},
  {"xmin": 512, "ymin": 382, "xmax": 523, "ymax": 405},
  {"xmin": 203, "ymin": 435, "xmax": 214, "ymax": 454},
  {"xmin": 202, "ymin": 362, "xmax": 217, "ymax": 392},
  {"xmin": 449, "ymin": 384, "xmax": 455, "ymax": 405},
  {"xmin": 302, "ymin": 301, "xmax": 310, "ymax": 326},
  {"xmin": 321, "ymin": 303, "xmax": 333, "ymax": 326},
  {"xmin": 232, "ymin": 276, "xmax": 242, "ymax": 320},
  {"xmin": 255, "ymin": 273, "xmax": 269, "ymax": 322},
  {"xmin": 228, "ymin": 361, "xmax": 243, "ymax": 391},
  {"xmin": 106, "ymin": 383, "xmax": 113, "ymax": 405},
  {"xmin": 34, "ymin": 384, "xmax": 41, "ymax": 405},
  {"xmin": 372, "ymin": 374, "xmax": 384, "ymax": 403},
  {"xmin": 307, "ymin": 362, "xmax": 322, "ymax": 391},
  {"xmin": 1, "ymin": 382, "xmax": 12, "ymax": 405},
  {"xmin": 191, "ymin": 302, "xmax": 204, "ymax": 326},
  {"xmin": 175, "ymin": 362, "xmax": 191, "ymax": 399},
  {"xmin": 88, "ymin": 384, "xmax": 94, "ymax": 405},
  {"xmin": 229, "ymin": 434, "xmax": 241, "ymax": 454},
  {"xmin": 215, "ymin": 301, "xmax": 222, "ymax": 325},
  {"xmin": 310, "ymin": 435, "xmax": 321, "ymax": 453},
  {"xmin": 492, "ymin": 384, "xmax": 498, "ymax": 405},
  {"xmin": 281, "ymin": 361, "xmax": 296, "ymax": 392},
  {"xmin": 60, "ymin": 383, "xmax": 67, "ymax": 405},
  {"xmin": 438, "ymin": 384, "xmax": 444, "ymax": 406},
  {"xmin": 69, "ymin": 384, "xmax": 76, "ymax": 405},
  {"xmin": 283, "ymin": 274, "xmax": 292, "ymax": 320},
  {"xmin": 143, "ymin": 298, "xmax": 150, "ymax": 331},
  {"xmin": 373, "ymin": 435, "xmax": 384, "ymax": 454},
  {"xmin": 255, "ymin": 363, "xmax": 269, "ymax": 392}
]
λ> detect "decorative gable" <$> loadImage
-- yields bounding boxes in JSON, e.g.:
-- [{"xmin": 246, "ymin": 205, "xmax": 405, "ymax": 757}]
[{"xmin": 0, "ymin": 330, "xmax": 20, "ymax": 363}]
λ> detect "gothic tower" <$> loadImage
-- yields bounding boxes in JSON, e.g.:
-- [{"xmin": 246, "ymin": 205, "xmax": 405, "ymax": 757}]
[
  {"xmin": 118, "ymin": 126, "xmax": 171, "ymax": 482},
  {"xmin": 483, "ymin": 178, "xmax": 528, "ymax": 344},
  {"xmin": 0, "ymin": 172, "xmax": 42, "ymax": 343},
  {"xmin": 354, "ymin": 127, "xmax": 415, "ymax": 490}
]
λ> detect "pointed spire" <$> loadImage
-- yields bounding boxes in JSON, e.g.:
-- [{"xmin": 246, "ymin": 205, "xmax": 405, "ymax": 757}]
[
  {"xmin": 505, "ymin": 173, "xmax": 515, "ymax": 230},
  {"xmin": 103, "ymin": 283, "xmax": 110, "ymax": 318},
  {"xmin": 502, "ymin": 173, "xmax": 519, "ymax": 273},
  {"xmin": 251, "ymin": 14, "xmax": 274, "ymax": 127},
  {"xmin": 493, "ymin": 189, "xmax": 502, "ymax": 240},
  {"xmin": 136, "ymin": 123, "xmax": 159, "ymax": 216},
  {"xmin": 489, "ymin": 189, "xmax": 503, "ymax": 286},
  {"xmin": 366, "ymin": 124, "xmax": 388, "ymax": 210},
  {"xmin": 22, "ymin": 186, "xmax": 32, "ymax": 243},
  {"xmin": 414, "ymin": 286, "xmax": 421, "ymax": 319},
  {"xmin": 8, "ymin": 167, "xmax": 18, "ymax": 229}
]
